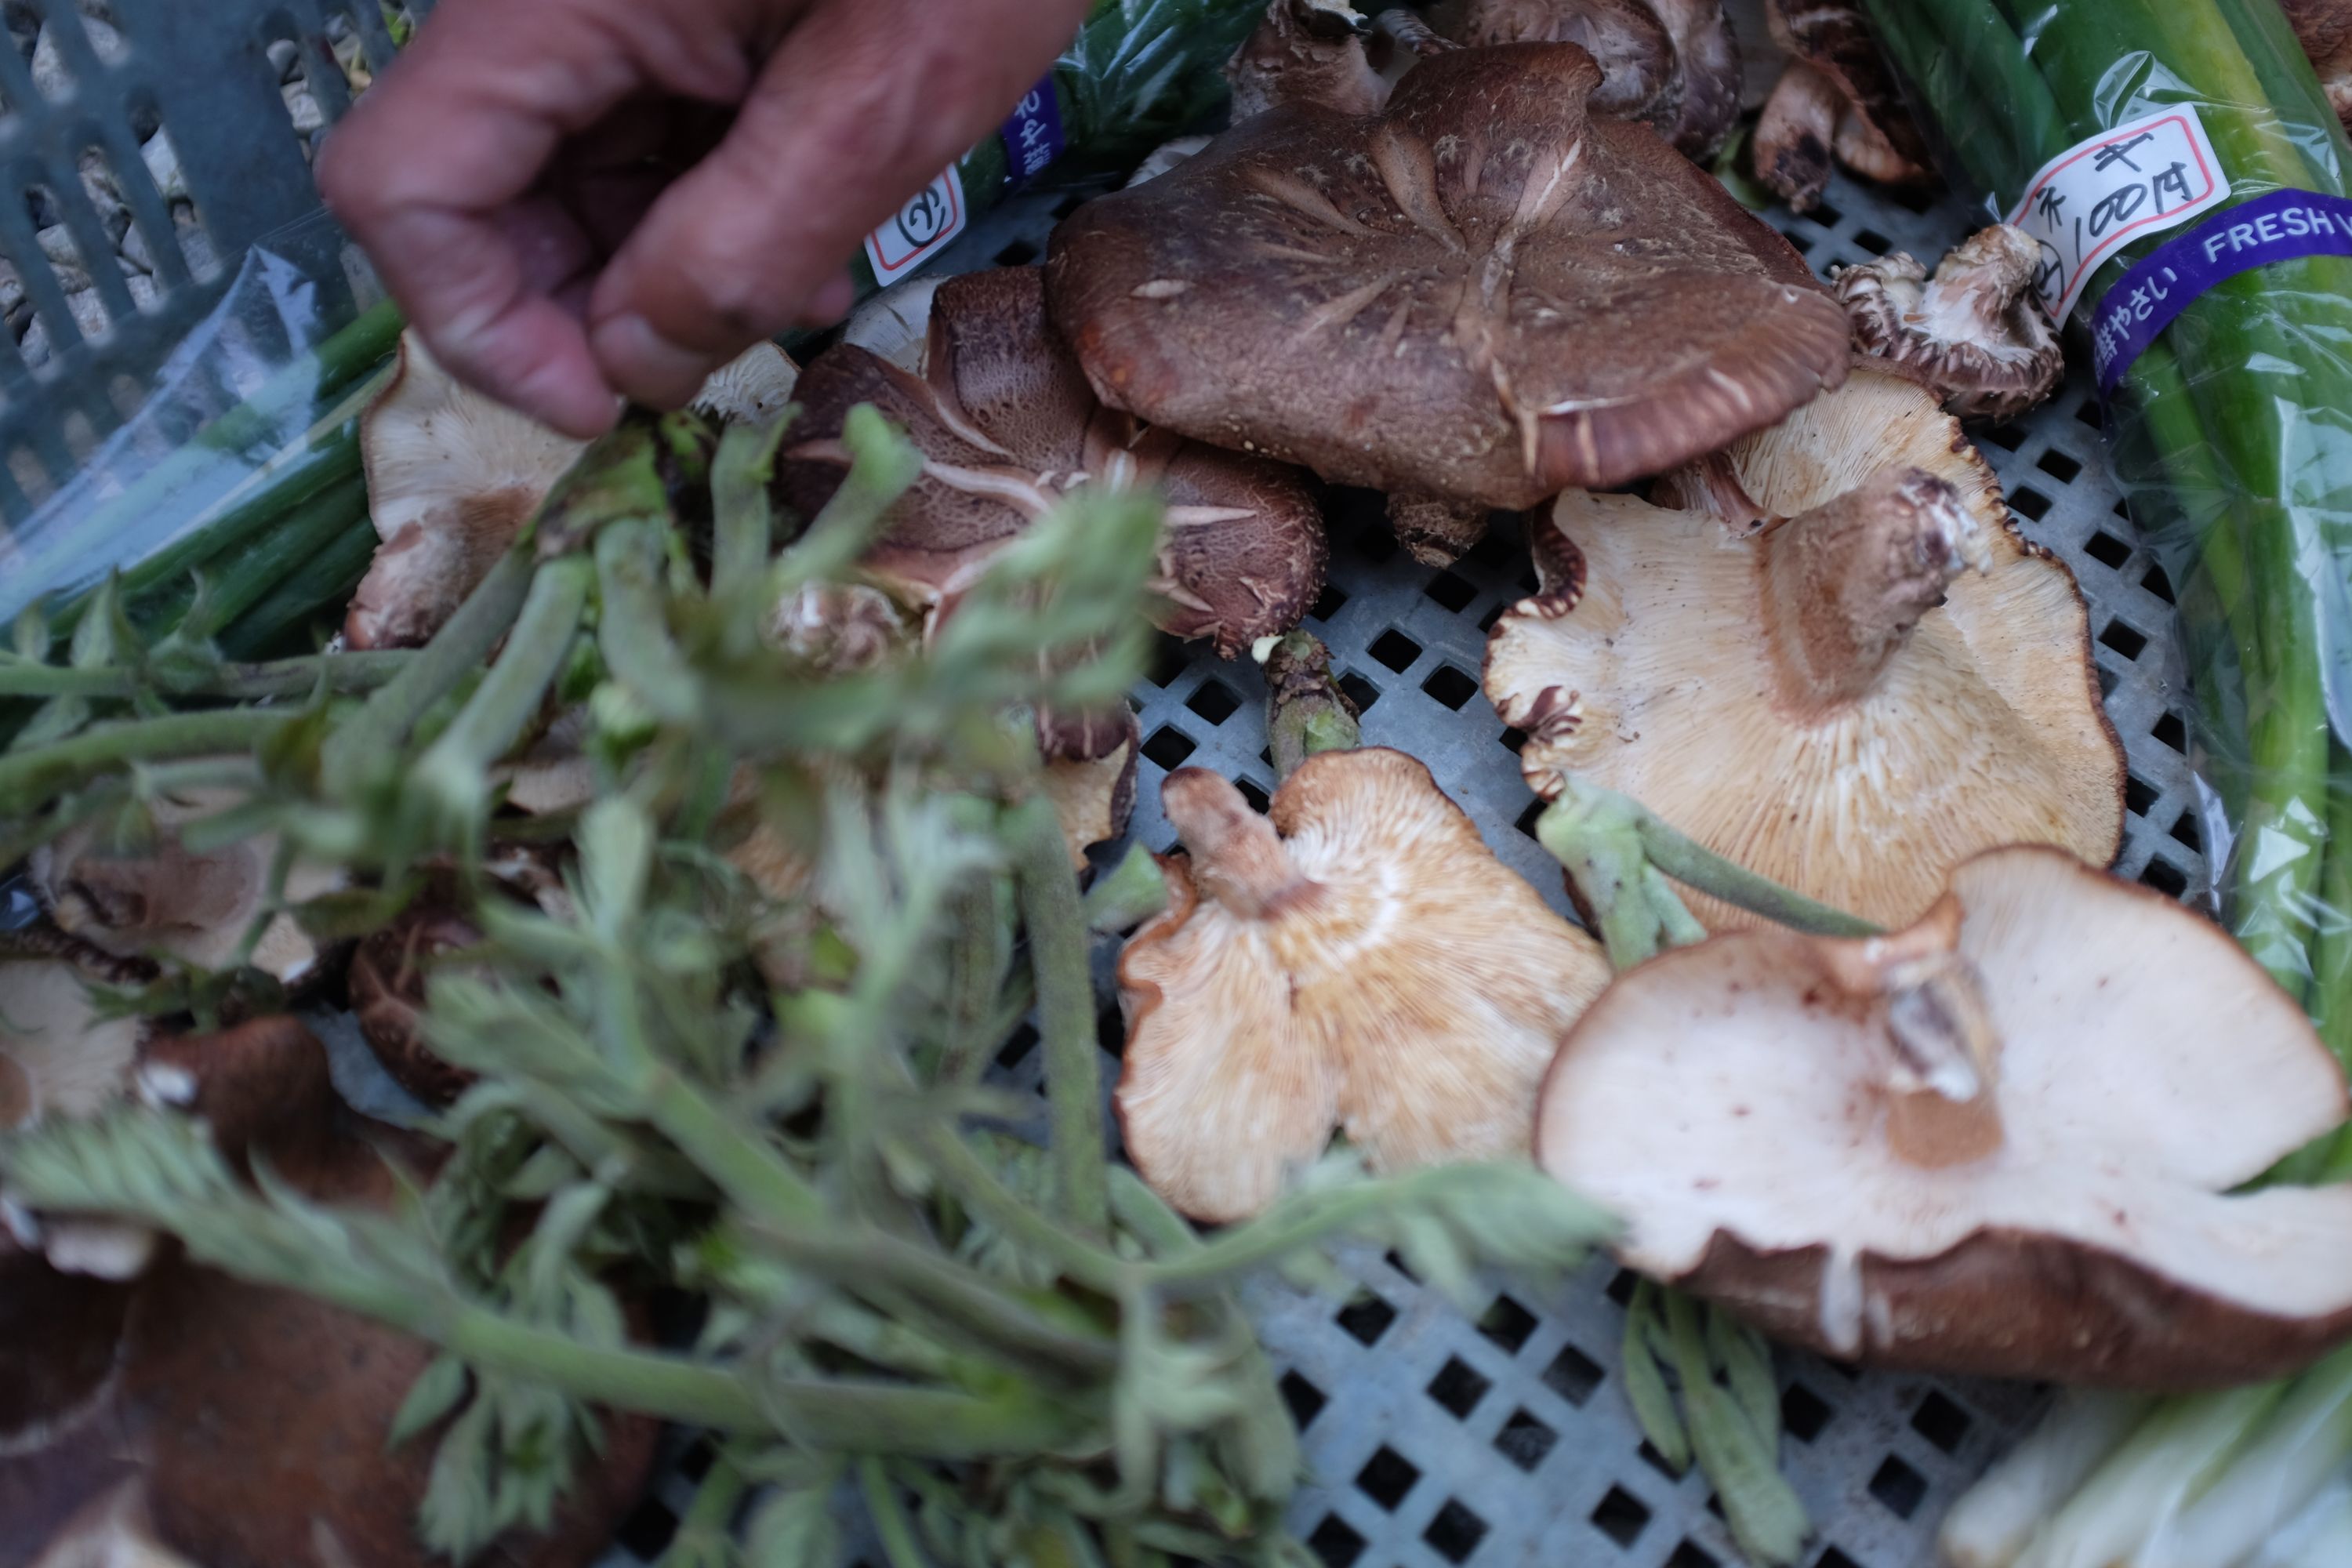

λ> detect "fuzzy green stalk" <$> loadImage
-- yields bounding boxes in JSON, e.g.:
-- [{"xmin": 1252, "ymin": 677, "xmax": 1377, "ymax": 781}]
[
  {"xmin": 1258, "ymin": 631, "xmax": 1359, "ymax": 781},
  {"xmin": 710, "ymin": 415, "xmax": 794, "ymax": 595},
  {"xmin": 0, "ymin": 707, "xmax": 296, "ymax": 815},
  {"xmin": 1010, "ymin": 793, "xmax": 1111, "ymax": 1240},
  {"xmin": 595, "ymin": 517, "xmax": 701, "ymax": 724},
  {"xmin": 1084, "ymin": 842, "xmax": 1170, "ymax": 935},
  {"xmin": 0, "ymin": 648, "xmax": 412, "ymax": 701},
  {"xmin": 321, "ymin": 547, "xmax": 536, "ymax": 796},
  {"xmin": 409, "ymin": 557, "xmax": 594, "ymax": 834}
]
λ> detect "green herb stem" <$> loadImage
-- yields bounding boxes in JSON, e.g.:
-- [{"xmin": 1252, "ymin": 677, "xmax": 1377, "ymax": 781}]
[
  {"xmin": 0, "ymin": 649, "xmax": 412, "ymax": 701},
  {"xmin": 321, "ymin": 547, "xmax": 536, "ymax": 796},
  {"xmin": 924, "ymin": 1127, "xmax": 1126, "ymax": 1294},
  {"xmin": 641, "ymin": 1066, "xmax": 824, "ymax": 1225},
  {"xmin": 0, "ymin": 707, "xmax": 295, "ymax": 814},
  {"xmin": 1010, "ymin": 794, "xmax": 1110, "ymax": 1241}
]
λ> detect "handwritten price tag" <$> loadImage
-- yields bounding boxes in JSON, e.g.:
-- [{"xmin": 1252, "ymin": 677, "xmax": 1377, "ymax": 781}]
[
  {"xmin": 2007, "ymin": 107, "xmax": 2232, "ymax": 323},
  {"xmin": 864, "ymin": 169, "xmax": 967, "ymax": 280}
]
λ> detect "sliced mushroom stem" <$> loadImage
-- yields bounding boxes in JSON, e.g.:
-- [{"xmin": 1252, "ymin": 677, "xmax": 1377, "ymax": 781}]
[
  {"xmin": 1538, "ymin": 778, "xmax": 1879, "ymax": 942},
  {"xmin": 1257, "ymin": 631, "xmax": 1361, "ymax": 782},
  {"xmin": 1758, "ymin": 466, "xmax": 1991, "ymax": 712},
  {"xmin": 1848, "ymin": 906, "xmax": 2009, "ymax": 1167},
  {"xmin": 1161, "ymin": 768, "xmax": 1312, "ymax": 917},
  {"xmin": 1388, "ymin": 494, "xmax": 1493, "ymax": 568}
]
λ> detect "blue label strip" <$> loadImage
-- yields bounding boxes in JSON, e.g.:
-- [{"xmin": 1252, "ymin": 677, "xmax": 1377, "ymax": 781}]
[
  {"xmin": 999, "ymin": 76, "xmax": 1066, "ymax": 190},
  {"xmin": 2094, "ymin": 187, "xmax": 2352, "ymax": 397}
]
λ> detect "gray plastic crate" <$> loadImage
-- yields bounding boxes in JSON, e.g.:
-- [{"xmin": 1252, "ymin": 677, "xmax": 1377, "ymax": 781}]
[
  {"xmin": 0, "ymin": 9, "xmax": 2212, "ymax": 1563},
  {"xmin": 0, "ymin": 0, "xmax": 434, "ymax": 520}
]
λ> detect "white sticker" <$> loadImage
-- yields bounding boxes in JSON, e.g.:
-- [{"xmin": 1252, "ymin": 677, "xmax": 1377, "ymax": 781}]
[
  {"xmin": 2006, "ymin": 106, "xmax": 2232, "ymax": 323},
  {"xmin": 864, "ymin": 169, "xmax": 967, "ymax": 281}
]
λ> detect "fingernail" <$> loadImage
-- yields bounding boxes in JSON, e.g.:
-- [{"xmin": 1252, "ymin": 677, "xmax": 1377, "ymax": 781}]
[
  {"xmin": 798, "ymin": 271, "xmax": 856, "ymax": 327},
  {"xmin": 590, "ymin": 313, "xmax": 720, "ymax": 409}
]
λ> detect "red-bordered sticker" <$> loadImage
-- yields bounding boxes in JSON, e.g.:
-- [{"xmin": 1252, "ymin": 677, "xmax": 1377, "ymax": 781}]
[
  {"xmin": 865, "ymin": 169, "xmax": 967, "ymax": 279},
  {"xmin": 2006, "ymin": 107, "xmax": 2231, "ymax": 323}
]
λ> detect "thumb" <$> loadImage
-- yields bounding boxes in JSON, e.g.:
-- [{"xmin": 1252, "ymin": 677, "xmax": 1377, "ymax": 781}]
[{"xmin": 586, "ymin": 0, "xmax": 1092, "ymax": 407}]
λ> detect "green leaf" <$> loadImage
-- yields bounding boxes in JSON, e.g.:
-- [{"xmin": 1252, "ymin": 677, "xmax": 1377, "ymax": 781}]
[
  {"xmin": 1621, "ymin": 1283, "xmax": 1692, "ymax": 1475},
  {"xmin": 745, "ymin": 1484, "xmax": 844, "ymax": 1568},
  {"xmin": 390, "ymin": 1353, "xmax": 474, "ymax": 1448}
]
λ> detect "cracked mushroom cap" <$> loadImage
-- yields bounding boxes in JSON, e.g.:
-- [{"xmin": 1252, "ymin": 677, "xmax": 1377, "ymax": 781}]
[
  {"xmin": 1048, "ymin": 42, "xmax": 1849, "ymax": 509},
  {"xmin": 778, "ymin": 266, "xmax": 1327, "ymax": 659},
  {"xmin": 1116, "ymin": 750, "xmax": 1611, "ymax": 1222},
  {"xmin": 31, "ymin": 787, "xmax": 346, "ymax": 986},
  {"xmin": 1484, "ymin": 371, "xmax": 2123, "ymax": 930},
  {"xmin": 1837, "ymin": 224, "xmax": 2065, "ymax": 423},
  {"xmin": 1537, "ymin": 847, "xmax": 2352, "ymax": 1385}
]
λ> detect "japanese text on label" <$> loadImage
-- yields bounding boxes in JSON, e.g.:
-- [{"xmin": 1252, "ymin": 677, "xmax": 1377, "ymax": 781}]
[
  {"xmin": 865, "ymin": 169, "xmax": 967, "ymax": 278},
  {"xmin": 2006, "ymin": 106, "xmax": 2231, "ymax": 323}
]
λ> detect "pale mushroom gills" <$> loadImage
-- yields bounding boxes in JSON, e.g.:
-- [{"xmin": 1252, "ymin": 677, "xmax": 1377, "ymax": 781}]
[
  {"xmin": 1538, "ymin": 848, "xmax": 2352, "ymax": 1387},
  {"xmin": 1483, "ymin": 371, "xmax": 2124, "ymax": 929},
  {"xmin": 1116, "ymin": 750, "xmax": 1610, "ymax": 1222}
]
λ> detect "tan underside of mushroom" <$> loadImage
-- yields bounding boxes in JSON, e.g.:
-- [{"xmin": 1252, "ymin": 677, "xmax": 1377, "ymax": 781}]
[
  {"xmin": 0, "ymin": 961, "xmax": 143, "ymax": 1129},
  {"xmin": 1539, "ymin": 847, "xmax": 2352, "ymax": 1385},
  {"xmin": 31, "ymin": 788, "xmax": 345, "ymax": 985},
  {"xmin": 1042, "ymin": 728, "xmax": 1140, "ymax": 872},
  {"xmin": 1486, "ymin": 372, "xmax": 2122, "ymax": 930},
  {"xmin": 1117, "ymin": 749, "xmax": 1610, "ymax": 1222}
]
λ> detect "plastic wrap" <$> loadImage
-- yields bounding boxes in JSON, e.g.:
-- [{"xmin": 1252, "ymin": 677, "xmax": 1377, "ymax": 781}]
[
  {"xmin": 1860, "ymin": 0, "xmax": 2352, "ymax": 1059},
  {"xmin": 847, "ymin": 0, "xmax": 1266, "ymax": 295},
  {"xmin": 0, "ymin": 209, "xmax": 397, "ymax": 649}
]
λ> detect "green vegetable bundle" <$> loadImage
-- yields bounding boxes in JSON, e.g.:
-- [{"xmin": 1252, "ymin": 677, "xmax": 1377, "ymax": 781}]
[
  {"xmin": 1860, "ymin": 0, "xmax": 2352, "ymax": 1102},
  {"xmin": 1859, "ymin": 3, "xmax": 2352, "ymax": 1555}
]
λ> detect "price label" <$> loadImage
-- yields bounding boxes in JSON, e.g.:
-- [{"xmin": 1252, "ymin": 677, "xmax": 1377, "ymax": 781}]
[
  {"xmin": 865, "ymin": 169, "xmax": 967, "ymax": 280},
  {"xmin": 2006, "ymin": 107, "xmax": 2232, "ymax": 323}
]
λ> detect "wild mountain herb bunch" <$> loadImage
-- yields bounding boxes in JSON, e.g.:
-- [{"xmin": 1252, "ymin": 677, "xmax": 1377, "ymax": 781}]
[{"xmin": 0, "ymin": 400, "xmax": 1612, "ymax": 1566}]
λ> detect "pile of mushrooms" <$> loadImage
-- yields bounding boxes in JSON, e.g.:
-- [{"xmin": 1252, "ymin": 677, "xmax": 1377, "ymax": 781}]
[
  {"xmin": 1748, "ymin": 0, "xmax": 1929, "ymax": 210},
  {"xmin": 1835, "ymin": 223, "xmax": 2066, "ymax": 423}
]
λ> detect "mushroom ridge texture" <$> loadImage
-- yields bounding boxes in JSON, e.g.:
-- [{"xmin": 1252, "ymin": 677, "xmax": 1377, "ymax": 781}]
[{"xmin": 1047, "ymin": 42, "xmax": 1852, "ymax": 508}]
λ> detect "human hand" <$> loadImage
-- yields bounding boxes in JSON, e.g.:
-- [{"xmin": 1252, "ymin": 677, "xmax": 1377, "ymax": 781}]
[{"xmin": 318, "ymin": 0, "xmax": 1095, "ymax": 436}]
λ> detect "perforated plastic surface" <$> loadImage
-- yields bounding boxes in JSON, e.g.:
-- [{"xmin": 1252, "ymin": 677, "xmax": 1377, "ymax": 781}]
[{"xmin": 582, "ymin": 165, "xmax": 2211, "ymax": 1568}]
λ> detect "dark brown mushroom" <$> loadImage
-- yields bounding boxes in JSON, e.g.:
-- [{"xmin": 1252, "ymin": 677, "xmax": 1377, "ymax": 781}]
[
  {"xmin": 2283, "ymin": 0, "xmax": 2352, "ymax": 127},
  {"xmin": 777, "ymin": 266, "xmax": 1328, "ymax": 662},
  {"xmin": 1048, "ymin": 42, "xmax": 1850, "ymax": 509},
  {"xmin": 7, "ymin": 1018, "xmax": 657, "ymax": 1568},
  {"xmin": 350, "ymin": 902, "xmax": 488, "ymax": 1108},
  {"xmin": 1754, "ymin": 0, "xmax": 1931, "ymax": 209},
  {"xmin": 1228, "ymin": 0, "xmax": 1388, "ymax": 118}
]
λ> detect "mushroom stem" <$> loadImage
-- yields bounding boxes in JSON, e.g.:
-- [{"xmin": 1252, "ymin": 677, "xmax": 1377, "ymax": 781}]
[
  {"xmin": 1010, "ymin": 795, "xmax": 1112, "ymax": 1241},
  {"xmin": 1539, "ymin": 779, "xmax": 1880, "ymax": 941},
  {"xmin": 1160, "ymin": 768, "xmax": 1310, "ymax": 917},
  {"xmin": 1756, "ymin": 466, "xmax": 1990, "ymax": 713},
  {"xmin": 1257, "ymin": 632, "xmax": 1361, "ymax": 782}
]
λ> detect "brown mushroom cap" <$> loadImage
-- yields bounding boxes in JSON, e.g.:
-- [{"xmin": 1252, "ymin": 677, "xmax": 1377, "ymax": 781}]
[
  {"xmin": 1227, "ymin": 0, "xmax": 1390, "ymax": 121},
  {"xmin": 1837, "ymin": 225, "xmax": 2066, "ymax": 424},
  {"xmin": 2283, "ymin": 0, "xmax": 2352, "ymax": 125},
  {"xmin": 349, "ymin": 903, "xmax": 487, "ymax": 1108},
  {"xmin": 1484, "ymin": 371, "xmax": 2123, "ymax": 930},
  {"xmin": 1048, "ymin": 42, "xmax": 1849, "ymax": 508},
  {"xmin": 56, "ymin": 1018, "xmax": 659, "ymax": 1568},
  {"xmin": 1537, "ymin": 846, "xmax": 2352, "ymax": 1385},
  {"xmin": 779, "ymin": 267, "xmax": 1327, "ymax": 659},
  {"xmin": 1116, "ymin": 749, "xmax": 1611, "ymax": 1221},
  {"xmin": 1454, "ymin": 0, "xmax": 1675, "ymax": 117},
  {"xmin": 31, "ymin": 786, "xmax": 345, "ymax": 985},
  {"xmin": 1751, "ymin": 57, "xmax": 1839, "ymax": 212},
  {"xmin": 1763, "ymin": 0, "xmax": 1928, "ymax": 173}
]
